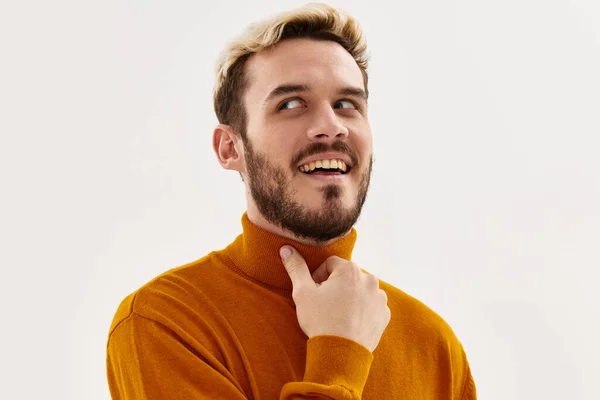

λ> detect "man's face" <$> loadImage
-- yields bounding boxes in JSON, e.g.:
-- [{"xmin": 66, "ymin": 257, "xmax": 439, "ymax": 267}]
[{"xmin": 241, "ymin": 38, "xmax": 373, "ymax": 243}]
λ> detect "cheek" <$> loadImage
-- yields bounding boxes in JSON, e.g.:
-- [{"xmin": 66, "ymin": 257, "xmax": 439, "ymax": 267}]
[
  {"xmin": 264, "ymin": 141, "xmax": 295, "ymax": 170},
  {"xmin": 348, "ymin": 126, "xmax": 372, "ymax": 158},
  {"xmin": 357, "ymin": 128, "xmax": 373, "ymax": 155}
]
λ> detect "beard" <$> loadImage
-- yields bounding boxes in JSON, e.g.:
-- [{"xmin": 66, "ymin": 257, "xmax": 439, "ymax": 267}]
[{"xmin": 243, "ymin": 137, "xmax": 372, "ymax": 244}]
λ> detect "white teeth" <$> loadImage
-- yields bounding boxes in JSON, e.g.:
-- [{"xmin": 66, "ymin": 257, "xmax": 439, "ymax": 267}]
[{"xmin": 298, "ymin": 159, "xmax": 349, "ymax": 173}]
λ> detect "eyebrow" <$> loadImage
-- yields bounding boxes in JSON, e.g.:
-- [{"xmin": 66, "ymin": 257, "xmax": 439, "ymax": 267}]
[
  {"xmin": 337, "ymin": 87, "xmax": 368, "ymax": 102},
  {"xmin": 262, "ymin": 84, "xmax": 368, "ymax": 107}
]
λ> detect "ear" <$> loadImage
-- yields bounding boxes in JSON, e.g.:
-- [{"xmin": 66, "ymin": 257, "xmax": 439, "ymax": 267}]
[{"xmin": 213, "ymin": 124, "xmax": 245, "ymax": 173}]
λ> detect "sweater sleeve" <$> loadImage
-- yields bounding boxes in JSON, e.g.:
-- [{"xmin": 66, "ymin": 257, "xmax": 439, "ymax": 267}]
[
  {"xmin": 453, "ymin": 341, "xmax": 477, "ymax": 400},
  {"xmin": 106, "ymin": 313, "xmax": 249, "ymax": 399},
  {"xmin": 279, "ymin": 335, "xmax": 374, "ymax": 400},
  {"xmin": 460, "ymin": 353, "xmax": 477, "ymax": 400},
  {"xmin": 108, "ymin": 314, "xmax": 374, "ymax": 400}
]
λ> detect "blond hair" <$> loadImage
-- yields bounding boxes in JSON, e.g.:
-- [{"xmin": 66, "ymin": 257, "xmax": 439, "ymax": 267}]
[{"xmin": 213, "ymin": 3, "xmax": 369, "ymax": 141}]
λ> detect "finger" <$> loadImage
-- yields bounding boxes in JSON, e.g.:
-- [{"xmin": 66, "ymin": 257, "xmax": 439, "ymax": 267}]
[
  {"xmin": 365, "ymin": 271, "xmax": 380, "ymax": 289},
  {"xmin": 280, "ymin": 246, "xmax": 314, "ymax": 288},
  {"xmin": 311, "ymin": 263, "xmax": 330, "ymax": 284},
  {"xmin": 311, "ymin": 257, "xmax": 338, "ymax": 284}
]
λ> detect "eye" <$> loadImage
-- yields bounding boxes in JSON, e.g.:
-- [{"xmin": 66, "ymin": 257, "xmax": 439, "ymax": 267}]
[
  {"xmin": 279, "ymin": 98, "xmax": 305, "ymax": 110},
  {"xmin": 334, "ymin": 100, "xmax": 357, "ymax": 110}
]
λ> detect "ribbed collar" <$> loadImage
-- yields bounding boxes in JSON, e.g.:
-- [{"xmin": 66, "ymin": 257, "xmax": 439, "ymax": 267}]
[{"xmin": 225, "ymin": 212, "xmax": 357, "ymax": 291}]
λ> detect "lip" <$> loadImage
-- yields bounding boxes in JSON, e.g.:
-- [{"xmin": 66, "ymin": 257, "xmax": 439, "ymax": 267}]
[
  {"xmin": 300, "ymin": 171, "xmax": 348, "ymax": 182},
  {"xmin": 297, "ymin": 152, "xmax": 353, "ymax": 169}
]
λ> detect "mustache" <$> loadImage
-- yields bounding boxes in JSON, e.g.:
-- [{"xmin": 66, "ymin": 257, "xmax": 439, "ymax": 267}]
[{"xmin": 291, "ymin": 141, "xmax": 359, "ymax": 169}]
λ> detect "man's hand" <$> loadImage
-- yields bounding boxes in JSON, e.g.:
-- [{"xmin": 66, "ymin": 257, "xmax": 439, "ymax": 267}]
[{"xmin": 280, "ymin": 245, "xmax": 391, "ymax": 353}]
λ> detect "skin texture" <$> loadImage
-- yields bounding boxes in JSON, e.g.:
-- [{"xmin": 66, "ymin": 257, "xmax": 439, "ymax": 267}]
[{"xmin": 213, "ymin": 38, "xmax": 374, "ymax": 246}]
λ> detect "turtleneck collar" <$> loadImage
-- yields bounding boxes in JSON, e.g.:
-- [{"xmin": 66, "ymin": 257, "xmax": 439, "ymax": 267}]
[{"xmin": 225, "ymin": 212, "xmax": 357, "ymax": 291}]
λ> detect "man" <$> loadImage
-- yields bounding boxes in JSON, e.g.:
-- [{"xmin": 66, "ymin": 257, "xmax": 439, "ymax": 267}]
[{"xmin": 106, "ymin": 3, "xmax": 477, "ymax": 399}]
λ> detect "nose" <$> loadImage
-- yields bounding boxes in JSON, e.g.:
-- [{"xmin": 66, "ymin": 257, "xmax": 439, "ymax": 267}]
[{"xmin": 306, "ymin": 104, "xmax": 349, "ymax": 141}]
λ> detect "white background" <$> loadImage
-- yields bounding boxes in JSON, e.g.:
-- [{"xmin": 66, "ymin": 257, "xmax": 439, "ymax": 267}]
[{"xmin": 1, "ymin": 0, "xmax": 599, "ymax": 399}]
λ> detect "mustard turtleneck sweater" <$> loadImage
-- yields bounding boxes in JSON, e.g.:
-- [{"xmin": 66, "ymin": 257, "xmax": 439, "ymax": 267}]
[{"xmin": 106, "ymin": 213, "xmax": 477, "ymax": 399}]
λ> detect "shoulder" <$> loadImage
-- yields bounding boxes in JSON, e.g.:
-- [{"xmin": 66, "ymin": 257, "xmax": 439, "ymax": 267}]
[
  {"xmin": 107, "ymin": 251, "xmax": 221, "ymax": 338},
  {"xmin": 378, "ymin": 278, "xmax": 475, "ymax": 394},
  {"xmin": 378, "ymin": 278, "xmax": 463, "ymax": 347}
]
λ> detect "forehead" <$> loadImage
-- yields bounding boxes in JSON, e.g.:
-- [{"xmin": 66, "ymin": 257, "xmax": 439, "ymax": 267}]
[{"xmin": 245, "ymin": 38, "xmax": 364, "ymax": 99}]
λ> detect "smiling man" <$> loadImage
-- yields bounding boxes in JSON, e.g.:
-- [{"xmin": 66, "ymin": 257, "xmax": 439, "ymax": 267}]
[
  {"xmin": 106, "ymin": 3, "xmax": 476, "ymax": 399},
  {"xmin": 223, "ymin": 37, "xmax": 372, "ymax": 245}
]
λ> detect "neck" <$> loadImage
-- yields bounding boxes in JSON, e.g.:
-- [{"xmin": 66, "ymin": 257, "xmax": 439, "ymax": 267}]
[{"xmin": 224, "ymin": 211, "xmax": 358, "ymax": 292}]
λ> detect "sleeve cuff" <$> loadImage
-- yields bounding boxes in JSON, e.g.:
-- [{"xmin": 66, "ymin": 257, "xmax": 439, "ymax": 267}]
[{"xmin": 303, "ymin": 335, "xmax": 374, "ymax": 394}]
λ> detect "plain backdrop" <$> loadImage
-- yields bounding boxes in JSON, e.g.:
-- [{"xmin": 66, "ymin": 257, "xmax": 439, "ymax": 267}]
[{"xmin": 1, "ymin": 0, "xmax": 599, "ymax": 399}]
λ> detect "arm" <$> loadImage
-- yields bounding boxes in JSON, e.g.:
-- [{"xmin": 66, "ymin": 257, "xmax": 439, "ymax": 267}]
[
  {"xmin": 459, "ymin": 352, "xmax": 477, "ymax": 400},
  {"xmin": 449, "ymin": 340, "xmax": 477, "ymax": 400},
  {"xmin": 280, "ymin": 335, "xmax": 374, "ymax": 400},
  {"xmin": 107, "ymin": 314, "xmax": 374, "ymax": 400},
  {"xmin": 106, "ymin": 313, "xmax": 248, "ymax": 399}
]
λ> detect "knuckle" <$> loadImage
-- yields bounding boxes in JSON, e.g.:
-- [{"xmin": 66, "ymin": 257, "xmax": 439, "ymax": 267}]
[
  {"xmin": 347, "ymin": 262, "xmax": 362, "ymax": 276},
  {"xmin": 286, "ymin": 259, "xmax": 302, "ymax": 271},
  {"xmin": 349, "ymin": 261, "xmax": 361, "ymax": 270},
  {"xmin": 379, "ymin": 289, "xmax": 388, "ymax": 301},
  {"xmin": 367, "ymin": 273, "xmax": 379, "ymax": 285},
  {"xmin": 337, "ymin": 261, "xmax": 360, "ymax": 279},
  {"xmin": 361, "ymin": 272, "xmax": 380, "ymax": 290},
  {"xmin": 291, "ymin": 285, "xmax": 308, "ymax": 300}
]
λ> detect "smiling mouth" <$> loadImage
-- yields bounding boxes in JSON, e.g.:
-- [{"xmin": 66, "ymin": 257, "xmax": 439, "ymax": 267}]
[
  {"xmin": 297, "ymin": 161, "xmax": 352, "ymax": 175},
  {"xmin": 300, "ymin": 167, "xmax": 349, "ymax": 175}
]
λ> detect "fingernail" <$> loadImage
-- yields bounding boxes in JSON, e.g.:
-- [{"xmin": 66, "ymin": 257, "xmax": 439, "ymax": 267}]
[{"xmin": 280, "ymin": 246, "xmax": 292, "ymax": 260}]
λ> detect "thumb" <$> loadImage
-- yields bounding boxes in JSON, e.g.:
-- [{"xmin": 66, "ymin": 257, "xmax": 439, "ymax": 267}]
[{"xmin": 280, "ymin": 246, "xmax": 314, "ymax": 289}]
